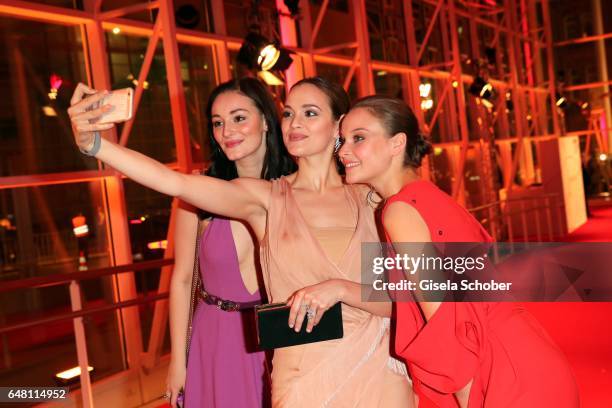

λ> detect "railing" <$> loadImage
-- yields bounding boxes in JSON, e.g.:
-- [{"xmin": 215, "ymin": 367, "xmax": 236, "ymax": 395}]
[
  {"xmin": 0, "ymin": 258, "xmax": 174, "ymax": 408},
  {"xmin": 468, "ymin": 192, "xmax": 564, "ymax": 244}
]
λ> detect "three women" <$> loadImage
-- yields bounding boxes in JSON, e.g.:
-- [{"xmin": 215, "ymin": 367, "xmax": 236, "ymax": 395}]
[{"xmin": 69, "ymin": 77, "xmax": 412, "ymax": 407}]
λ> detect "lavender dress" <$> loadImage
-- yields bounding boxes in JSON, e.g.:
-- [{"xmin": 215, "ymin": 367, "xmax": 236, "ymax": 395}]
[{"xmin": 184, "ymin": 218, "xmax": 268, "ymax": 407}]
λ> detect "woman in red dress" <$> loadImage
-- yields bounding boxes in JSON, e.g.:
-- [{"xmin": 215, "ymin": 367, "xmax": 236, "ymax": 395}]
[{"xmin": 338, "ymin": 95, "xmax": 579, "ymax": 408}]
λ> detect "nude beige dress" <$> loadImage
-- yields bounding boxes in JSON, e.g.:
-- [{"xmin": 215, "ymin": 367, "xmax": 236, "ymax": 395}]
[{"xmin": 260, "ymin": 177, "xmax": 413, "ymax": 408}]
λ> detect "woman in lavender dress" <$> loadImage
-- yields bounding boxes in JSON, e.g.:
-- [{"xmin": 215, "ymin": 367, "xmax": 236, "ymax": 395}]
[{"xmin": 164, "ymin": 78, "xmax": 296, "ymax": 407}]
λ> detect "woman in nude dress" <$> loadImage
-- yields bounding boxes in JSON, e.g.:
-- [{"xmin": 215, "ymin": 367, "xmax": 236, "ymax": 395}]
[{"xmin": 68, "ymin": 77, "xmax": 413, "ymax": 407}]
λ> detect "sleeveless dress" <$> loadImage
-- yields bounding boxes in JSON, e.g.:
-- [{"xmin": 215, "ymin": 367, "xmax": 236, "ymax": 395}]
[
  {"xmin": 259, "ymin": 177, "xmax": 413, "ymax": 408},
  {"xmin": 184, "ymin": 217, "xmax": 269, "ymax": 407},
  {"xmin": 383, "ymin": 180, "xmax": 579, "ymax": 408}
]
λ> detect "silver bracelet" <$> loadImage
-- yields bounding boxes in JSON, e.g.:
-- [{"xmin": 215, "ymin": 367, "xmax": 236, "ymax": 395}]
[{"xmin": 80, "ymin": 132, "xmax": 101, "ymax": 156}]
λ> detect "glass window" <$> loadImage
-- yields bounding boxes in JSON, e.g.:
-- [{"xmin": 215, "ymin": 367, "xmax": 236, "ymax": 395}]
[
  {"xmin": 373, "ymin": 71, "xmax": 404, "ymax": 98},
  {"xmin": 366, "ymin": 0, "xmax": 408, "ymax": 64},
  {"xmin": 0, "ymin": 18, "xmax": 90, "ymax": 177},
  {"xmin": 106, "ymin": 31, "xmax": 176, "ymax": 163},
  {"xmin": 307, "ymin": 1, "xmax": 355, "ymax": 55},
  {"xmin": 315, "ymin": 63, "xmax": 358, "ymax": 101},
  {"xmin": 178, "ymin": 44, "xmax": 218, "ymax": 164}
]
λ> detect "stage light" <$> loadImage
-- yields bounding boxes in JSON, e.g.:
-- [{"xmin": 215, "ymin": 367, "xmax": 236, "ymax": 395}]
[
  {"xmin": 469, "ymin": 76, "xmax": 494, "ymax": 100},
  {"xmin": 452, "ymin": 80, "xmax": 459, "ymax": 88},
  {"xmin": 238, "ymin": 32, "xmax": 293, "ymax": 72},
  {"xmin": 555, "ymin": 94, "xmax": 568, "ymax": 108},
  {"xmin": 258, "ymin": 44, "xmax": 281, "ymax": 71},
  {"xmin": 258, "ymin": 71, "xmax": 284, "ymax": 86},
  {"xmin": 419, "ymin": 83, "xmax": 432, "ymax": 98},
  {"xmin": 55, "ymin": 366, "xmax": 94, "ymax": 384},
  {"xmin": 284, "ymin": 0, "xmax": 300, "ymax": 16},
  {"xmin": 175, "ymin": 4, "xmax": 200, "ymax": 29},
  {"xmin": 421, "ymin": 99, "xmax": 434, "ymax": 111},
  {"xmin": 112, "ymin": 27, "xmax": 121, "ymax": 35},
  {"xmin": 600, "ymin": 153, "xmax": 608, "ymax": 162}
]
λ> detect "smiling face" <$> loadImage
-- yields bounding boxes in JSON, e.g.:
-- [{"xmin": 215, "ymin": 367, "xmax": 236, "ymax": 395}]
[
  {"xmin": 281, "ymin": 83, "xmax": 339, "ymax": 158},
  {"xmin": 210, "ymin": 91, "xmax": 267, "ymax": 162},
  {"xmin": 339, "ymin": 107, "xmax": 402, "ymax": 184}
]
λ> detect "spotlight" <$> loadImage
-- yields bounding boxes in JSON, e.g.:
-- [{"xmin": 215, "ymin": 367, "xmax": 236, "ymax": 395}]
[
  {"xmin": 420, "ymin": 99, "xmax": 434, "ymax": 111},
  {"xmin": 237, "ymin": 32, "xmax": 293, "ymax": 72},
  {"xmin": 419, "ymin": 83, "xmax": 432, "ymax": 98},
  {"xmin": 112, "ymin": 26, "xmax": 121, "ymax": 35},
  {"xmin": 258, "ymin": 71, "xmax": 284, "ymax": 86},
  {"xmin": 469, "ymin": 76, "xmax": 494, "ymax": 100},
  {"xmin": 600, "ymin": 153, "xmax": 608, "ymax": 162},
  {"xmin": 175, "ymin": 4, "xmax": 200, "ymax": 29},
  {"xmin": 555, "ymin": 95, "xmax": 567, "ymax": 109},
  {"xmin": 283, "ymin": 0, "xmax": 300, "ymax": 17}
]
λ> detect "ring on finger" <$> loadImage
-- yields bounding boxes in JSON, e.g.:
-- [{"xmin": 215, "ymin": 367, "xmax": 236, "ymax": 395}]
[
  {"xmin": 163, "ymin": 391, "xmax": 171, "ymax": 400},
  {"xmin": 306, "ymin": 307, "xmax": 316, "ymax": 320}
]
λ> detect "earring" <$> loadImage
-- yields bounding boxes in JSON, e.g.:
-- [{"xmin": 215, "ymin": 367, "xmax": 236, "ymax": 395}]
[
  {"xmin": 366, "ymin": 187, "xmax": 384, "ymax": 208},
  {"xmin": 334, "ymin": 137, "xmax": 341, "ymax": 154}
]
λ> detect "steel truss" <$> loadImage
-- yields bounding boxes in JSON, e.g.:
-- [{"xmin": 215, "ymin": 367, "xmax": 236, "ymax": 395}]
[{"xmin": 0, "ymin": 0, "xmax": 583, "ymax": 406}]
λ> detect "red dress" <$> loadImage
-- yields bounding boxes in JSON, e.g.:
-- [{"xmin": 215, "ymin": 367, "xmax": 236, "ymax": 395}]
[{"xmin": 382, "ymin": 180, "xmax": 579, "ymax": 408}]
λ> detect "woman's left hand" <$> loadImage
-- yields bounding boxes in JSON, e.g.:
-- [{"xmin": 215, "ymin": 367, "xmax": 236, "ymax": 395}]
[{"xmin": 287, "ymin": 279, "xmax": 347, "ymax": 333}]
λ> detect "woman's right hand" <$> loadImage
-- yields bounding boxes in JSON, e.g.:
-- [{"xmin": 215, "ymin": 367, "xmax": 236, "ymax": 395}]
[
  {"xmin": 165, "ymin": 360, "xmax": 187, "ymax": 408},
  {"xmin": 68, "ymin": 83, "xmax": 115, "ymax": 152}
]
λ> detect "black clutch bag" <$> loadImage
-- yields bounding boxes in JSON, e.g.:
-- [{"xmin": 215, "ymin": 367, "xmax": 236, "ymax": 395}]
[{"xmin": 255, "ymin": 302, "xmax": 344, "ymax": 350}]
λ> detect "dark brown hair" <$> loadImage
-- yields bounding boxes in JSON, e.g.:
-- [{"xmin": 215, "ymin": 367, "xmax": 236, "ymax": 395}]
[
  {"xmin": 351, "ymin": 95, "xmax": 432, "ymax": 168},
  {"xmin": 290, "ymin": 76, "xmax": 350, "ymax": 120}
]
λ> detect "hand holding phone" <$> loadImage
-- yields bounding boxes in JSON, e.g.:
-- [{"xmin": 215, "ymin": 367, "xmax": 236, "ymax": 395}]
[{"xmin": 89, "ymin": 88, "xmax": 134, "ymax": 124}]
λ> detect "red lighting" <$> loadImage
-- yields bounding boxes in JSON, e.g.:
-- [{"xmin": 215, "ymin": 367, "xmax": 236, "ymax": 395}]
[{"xmin": 49, "ymin": 74, "xmax": 62, "ymax": 91}]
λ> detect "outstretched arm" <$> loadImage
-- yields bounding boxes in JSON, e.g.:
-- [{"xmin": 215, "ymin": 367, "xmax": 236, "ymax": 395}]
[{"xmin": 68, "ymin": 84, "xmax": 269, "ymax": 222}]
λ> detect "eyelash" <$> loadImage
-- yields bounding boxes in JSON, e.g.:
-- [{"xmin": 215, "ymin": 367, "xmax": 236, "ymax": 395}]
[
  {"xmin": 212, "ymin": 115, "xmax": 247, "ymax": 128},
  {"xmin": 281, "ymin": 110, "xmax": 318, "ymax": 118}
]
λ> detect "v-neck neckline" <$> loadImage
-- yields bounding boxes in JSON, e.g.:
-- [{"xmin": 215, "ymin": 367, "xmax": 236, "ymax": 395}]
[{"xmin": 283, "ymin": 178, "xmax": 361, "ymax": 273}]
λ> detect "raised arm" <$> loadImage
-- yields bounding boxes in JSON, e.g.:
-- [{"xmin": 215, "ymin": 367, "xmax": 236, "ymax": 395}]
[{"xmin": 68, "ymin": 84, "xmax": 269, "ymax": 222}]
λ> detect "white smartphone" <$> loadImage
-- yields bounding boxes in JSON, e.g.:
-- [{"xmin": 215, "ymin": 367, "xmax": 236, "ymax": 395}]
[{"xmin": 93, "ymin": 88, "xmax": 134, "ymax": 124}]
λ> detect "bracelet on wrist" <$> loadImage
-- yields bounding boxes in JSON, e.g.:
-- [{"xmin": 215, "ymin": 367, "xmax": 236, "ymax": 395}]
[{"xmin": 80, "ymin": 132, "xmax": 101, "ymax": 156}]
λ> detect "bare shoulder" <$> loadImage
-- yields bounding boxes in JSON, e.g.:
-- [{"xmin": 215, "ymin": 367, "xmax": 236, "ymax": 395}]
[{"xmin": 383, "ymin": 201, "xmax": 431, "ymax": 242}]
